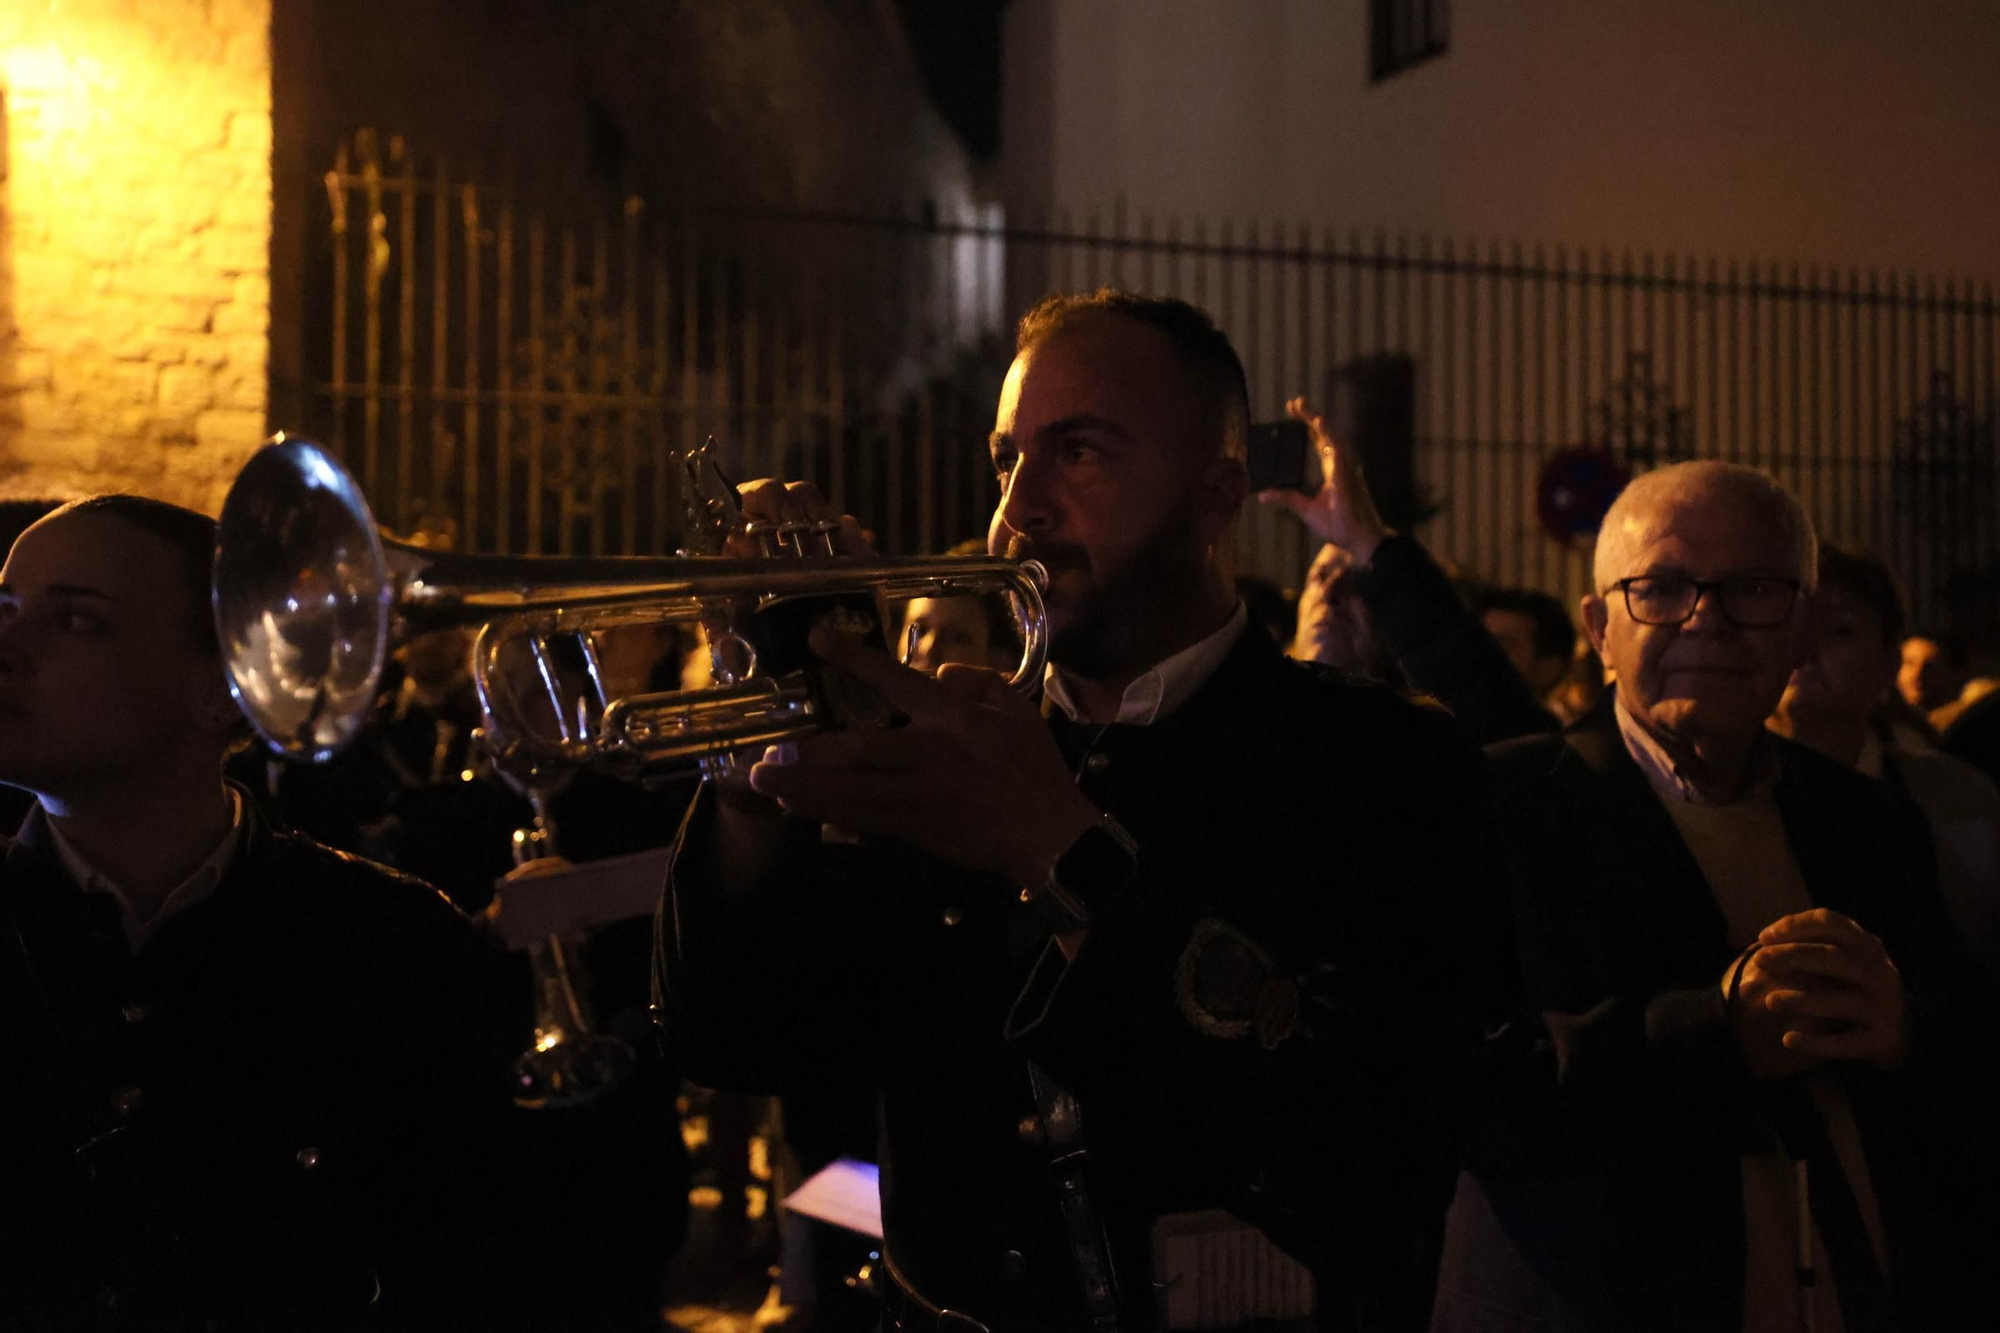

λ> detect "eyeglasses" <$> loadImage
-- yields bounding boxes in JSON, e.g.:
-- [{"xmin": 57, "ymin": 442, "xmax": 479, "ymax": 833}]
[{"xmin": 1607, "ymin": 575, "xmax": 1802, "ymax": 628}]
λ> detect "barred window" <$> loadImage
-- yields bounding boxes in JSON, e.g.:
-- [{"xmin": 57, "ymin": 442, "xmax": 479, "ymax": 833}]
[{"xmin": 1370, "ymin": 0, "xmax": 1450, "ymax": 82}]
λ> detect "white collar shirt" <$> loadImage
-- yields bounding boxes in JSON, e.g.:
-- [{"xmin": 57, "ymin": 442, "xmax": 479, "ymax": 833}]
[
  {"xmin": 40, "ymin": 787, "xmax": 245, "ymax": 953},
  {"xmin": 1614, "ymin": 693, "xmax": 1776, "ymax": 805},
  {"xmin": 1042, "ymin": 602, "xmax": 1249, "ymax": 726}
]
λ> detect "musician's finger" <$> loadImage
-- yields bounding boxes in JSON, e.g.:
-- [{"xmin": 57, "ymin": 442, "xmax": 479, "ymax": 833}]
[
  {"xmin": 735, "ymin": 477, "xmax": 792, "ymax": 524},
  {"xmin": 751, "ymin": 769, "xmax": 929, "ymax": 829},
  {"xmin": 833, "ymin": 514, "xmax": 874, "ymax": 558},
  {"xmin": 782, "ymin": 480, "xmax": 838, "ymax": 523},
  {"xmin": 933, "ymin": 662, "xmax": 1013, "ymax": 708},
  {"xmin": 784, "ymin": 726, "xmax": 931, "ymax": 773},
  {"xmin": 807, "ymin": 624, "xmax": 941, "ymax": 715},
  {"xmin": 749, "ymin": 759, "xmax": 853, "ymax": 807}
]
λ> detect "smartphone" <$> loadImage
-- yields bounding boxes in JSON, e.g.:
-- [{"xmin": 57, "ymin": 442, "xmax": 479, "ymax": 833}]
[{"xmin": 1246, "ymin": 420, "xmax": 1317, "ymax": 494}]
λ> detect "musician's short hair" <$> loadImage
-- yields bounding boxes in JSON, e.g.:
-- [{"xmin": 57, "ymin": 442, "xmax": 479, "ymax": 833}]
[
  {"xmin": 1592, "ymin": 461, "xmax": 1817, "ymax": 595},
  {"xmin": 1016, "ymin": 288, "xmax": 1250, "ymax": 462},
  {"xmin": 48, "ymin": 495, "xmax": 220, "ymax": 656}
]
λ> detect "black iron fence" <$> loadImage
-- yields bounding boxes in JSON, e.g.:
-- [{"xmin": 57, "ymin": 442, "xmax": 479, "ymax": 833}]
[{"xmin": 310, "ymin": 132, "xmax": 2000, "ymax": 637}]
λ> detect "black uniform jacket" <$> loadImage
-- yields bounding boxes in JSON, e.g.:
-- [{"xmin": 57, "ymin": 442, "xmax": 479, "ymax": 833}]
[
  {"xmin": 655, "ymin": 626, "xmax": 1509, "ymax": 1331},
  {"xmin": 0, "ymin": 790, "xmax": 519, "ymax": 1331},
  {"xmin": 1432, "ymin": 707, "xmax": 2000, "ymax": 1332}
]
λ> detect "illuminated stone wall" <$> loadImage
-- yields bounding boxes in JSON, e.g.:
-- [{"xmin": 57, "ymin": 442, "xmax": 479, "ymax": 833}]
[{"xmin": 0, "ymin": 0, "xmax": 272, "ymax": 514}]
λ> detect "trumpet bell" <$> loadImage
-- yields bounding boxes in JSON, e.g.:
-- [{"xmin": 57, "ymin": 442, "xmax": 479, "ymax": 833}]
[{"xmin": 213, "ymin": 435, "xmax": 393, "ymax": 762}]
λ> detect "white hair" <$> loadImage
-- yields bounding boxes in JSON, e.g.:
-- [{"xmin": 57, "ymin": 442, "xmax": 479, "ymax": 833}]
[{"xmin": 1591, "ymin": 460, "xmax": 1817, "ymax": 593}]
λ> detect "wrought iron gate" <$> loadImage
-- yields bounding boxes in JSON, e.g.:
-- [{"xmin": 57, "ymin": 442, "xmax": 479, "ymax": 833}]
[{"xmin": 309, "ymin": 131, "xmax": 2000, "ymax": 636}]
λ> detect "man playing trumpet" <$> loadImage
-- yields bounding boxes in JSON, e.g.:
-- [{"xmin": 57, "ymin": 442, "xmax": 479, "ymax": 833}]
[{"xmin": 656, "ymin": 291, "xmax": 1508, "ymax": 1332}]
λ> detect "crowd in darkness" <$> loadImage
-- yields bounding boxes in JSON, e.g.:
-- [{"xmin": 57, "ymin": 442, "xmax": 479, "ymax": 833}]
[{"xmin": 0, "ymin": 288, "xmax": 1995, "ymax": 1333}]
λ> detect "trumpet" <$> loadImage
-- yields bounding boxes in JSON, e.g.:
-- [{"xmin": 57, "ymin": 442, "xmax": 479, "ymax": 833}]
[
  {"xmin": 213, "ymin": 436, "xmax": 1049, "ymax": 781},
  {"xmin": 498, "ymin": 785, "xmax": 636, "ymax": 1110}
]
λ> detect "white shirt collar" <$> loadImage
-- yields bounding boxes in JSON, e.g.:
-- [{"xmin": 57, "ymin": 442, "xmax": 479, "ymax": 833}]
[
  {"xmin": 1043, "ymin": 603, "xmax": 1249, "ymax": 726},
  {"xmin": 41, "ymin": 787, "xmax": 245, "ymax": 953},
  {"xmin": 1614, "ymin": 693, "xmax": 1775, "ymax": 805}
]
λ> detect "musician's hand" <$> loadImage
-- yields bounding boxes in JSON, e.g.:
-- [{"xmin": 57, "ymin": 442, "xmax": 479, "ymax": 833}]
[
  {"xmin": 729, "ymin": 478, "xmax": 873, "ymax": 559},
  {"xmin": 705, "ymin": 478, "xmax": 871, "ymax": 804},
  {"xmin": 1754, "ymin": 909, "xmax": 1911, "ymax": 1071},
  {"xmin": 1255, "ymin": 396, "xmax": 1388, "ymax": 565},
  {"xmin": 746, "ymin": 625, "xmax": 1099, "ymax": 886}
]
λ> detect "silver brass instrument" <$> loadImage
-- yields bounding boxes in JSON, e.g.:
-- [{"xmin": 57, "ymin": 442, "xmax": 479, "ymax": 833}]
[
  {"xmin": 500, "ymin": 786, "xmax": 636, "ymax": 1110},
  {"xmin": 213, "ymin": 436, "xmax": 1049, "ymax": 778}
]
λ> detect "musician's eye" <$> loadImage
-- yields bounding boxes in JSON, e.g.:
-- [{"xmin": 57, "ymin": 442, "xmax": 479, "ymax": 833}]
[
  {"xmin": 62, "ymin": 610, "xmax": 107, "ymax": 634},
  {"xmin": 990, "ymin": 440, "xmax": 1018, "ymax": 478}
]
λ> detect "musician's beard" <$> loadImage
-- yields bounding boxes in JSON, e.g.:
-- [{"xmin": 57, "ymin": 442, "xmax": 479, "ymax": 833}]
[{"xmin": 1008, "ymin": 502, "xmax": 1217, "ymax": 682}]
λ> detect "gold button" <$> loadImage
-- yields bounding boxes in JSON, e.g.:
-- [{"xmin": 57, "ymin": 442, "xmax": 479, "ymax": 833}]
[
  {"xmin": 120, "ymin": 1002, "xmax": 148, "ymax": 1024},
  {"xmin": 1016, "ymin": 1115, "xmax": 1045, "ymax": 1146},
  {"xmin": 941, "ymin": 907, "xmax": 964, "ymax": 927},
  {"xmin": 109, "ymin": 1086, "xmax": 143, "ymax": 1117},
  {"xmin": 296, "ymin": 1147, "xmax": 321, "ymax": 1170},
  {"xmin": 1082, "ymin": 752, "xmax": 1111, "ymax": 774}
]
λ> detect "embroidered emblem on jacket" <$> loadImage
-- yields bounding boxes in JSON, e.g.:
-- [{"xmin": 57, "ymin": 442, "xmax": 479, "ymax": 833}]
[{"xmin": 1174, "ymin": 918, "xmax": 1303, "ymax": 1049}]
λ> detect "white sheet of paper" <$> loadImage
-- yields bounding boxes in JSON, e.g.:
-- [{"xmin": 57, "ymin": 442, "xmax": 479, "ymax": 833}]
[
  {"xmin": 1151, "ymin": 1209, "xmax": 1314, "ymax": 1328},
  {"xmin": 490, "ymin": 846, "xmax": 673, "ymax": 950},
  {"xmin": 782, "ymin": 1157, "xmax": 883, "ymax": 1239}
]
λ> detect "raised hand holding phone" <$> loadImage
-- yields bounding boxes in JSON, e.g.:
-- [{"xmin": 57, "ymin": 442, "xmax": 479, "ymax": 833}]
[{"xmin": 1255, "ymin": 396, "xmax": 1389, "ymax": 567}]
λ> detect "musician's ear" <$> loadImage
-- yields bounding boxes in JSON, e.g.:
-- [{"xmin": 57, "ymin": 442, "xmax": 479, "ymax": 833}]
[{"xmin": 1197, "ymin": 454, "xmax": 1249, "ymax": 543}]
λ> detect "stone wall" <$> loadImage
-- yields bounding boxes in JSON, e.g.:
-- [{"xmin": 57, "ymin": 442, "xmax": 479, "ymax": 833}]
[{"xmin": 0, "ymin": 0, "xmax": 272, "ymax": 514}]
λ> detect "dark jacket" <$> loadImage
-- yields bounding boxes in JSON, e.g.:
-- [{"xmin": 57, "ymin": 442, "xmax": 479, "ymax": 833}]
[
  {"xmin": 1432, "ymin": 706, "xmax": 1999, "ymax": 1332},
  {"xmin": 0, "ymin": 791, "xmax": 519, "ymax": 1331},
  {"xmin": 655, "ymin": 625, "xmax": 1510, "ymax": 1331}
]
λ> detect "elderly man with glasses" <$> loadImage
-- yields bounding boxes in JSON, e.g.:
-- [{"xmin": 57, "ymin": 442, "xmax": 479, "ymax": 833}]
[{"xmin": 1430, "ymin": 461, "xmax": 1996, "ymax": 1333}]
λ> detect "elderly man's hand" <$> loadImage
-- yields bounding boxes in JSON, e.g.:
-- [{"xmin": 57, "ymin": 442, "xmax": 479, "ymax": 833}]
[
  {"xmin": 1256, "ymin": 396, "xmax": 1389, "ymax": 565},
  {"xmin": 1756, "ymin": 909, "xmax": 1911, "ymax": 1069},
  {"xmin": 746, "ymin": 624, "xmax": 1100, "ymax": 887},
  {"xmin": 1727, "ymin": 908, "xmax": 1911, "ymax": 1077}
]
